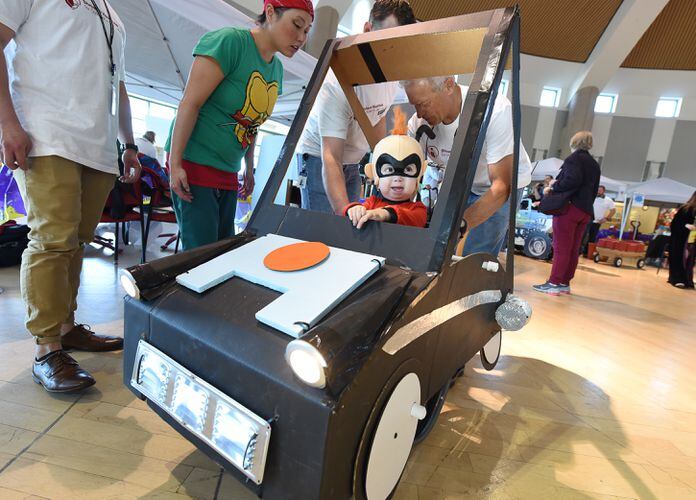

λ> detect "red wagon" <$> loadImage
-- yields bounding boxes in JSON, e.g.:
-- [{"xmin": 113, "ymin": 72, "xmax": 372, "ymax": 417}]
[{"xmin": 593, "ymin": 238, "xmax": 647, "ymax": 269}]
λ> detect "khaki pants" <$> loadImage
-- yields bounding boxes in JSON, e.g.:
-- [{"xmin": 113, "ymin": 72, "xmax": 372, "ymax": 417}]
[{"xmin": 13, "ymin": 156, "xmax": 115, "ymax": 344}]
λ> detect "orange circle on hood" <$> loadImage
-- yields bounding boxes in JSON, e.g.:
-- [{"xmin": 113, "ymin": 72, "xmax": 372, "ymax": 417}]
[{"xmin": 264, "ymin": 241, "xmax": 330, "ymax": 272}]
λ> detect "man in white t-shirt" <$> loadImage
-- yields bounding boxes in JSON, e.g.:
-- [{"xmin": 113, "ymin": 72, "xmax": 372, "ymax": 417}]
[
  {"xmin": 0, "ymin": 0, "xmax": 141, "ymax": 393},
  {"xmin": 296, "ymin": 0, "xmax": 416, "ymax": 214},
  {"xmin": 404, "ymin": 76, "xmax": 532, "ymax": 256},
  {"xmin": 136, "ymin": 131, "xmax": 158, "ymax": 160},
  {"xmin": 585, "ymin": 185, "xmax": 616, "ymax": 250}
]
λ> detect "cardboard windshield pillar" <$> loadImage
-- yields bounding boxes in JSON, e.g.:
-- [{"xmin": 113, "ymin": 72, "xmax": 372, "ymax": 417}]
[{"xmin": 120, "ymin": 7, "xmax": 530, "ymax": 500}]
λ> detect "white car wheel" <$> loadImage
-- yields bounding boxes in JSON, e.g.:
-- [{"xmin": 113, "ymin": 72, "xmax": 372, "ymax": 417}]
[{"xmin": 365, "ymin": 372, "xmax": 424, "ymax": 500}]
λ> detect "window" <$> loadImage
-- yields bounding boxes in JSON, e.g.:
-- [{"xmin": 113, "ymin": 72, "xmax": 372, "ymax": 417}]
[
  {"xmin": 532, "ymin": 148, "xmax": 547, "ymax": 161},
  {"xmin": 350, "ymin": 0, "xmax": 371, "ymax": 34},
  {"xmin": 539, "ymin": 86, "xmax": 561, "ymax": 108},
  {"xmin": 129, "ymin": 96, "xmax": 149, "ymax": 121},
  {"xmin": 150, "ymin": 102, "xmax": 176, "ymax": 121},
  {"xmin": 498, "ymin": 79, "xmax": 509, "ymax": 97},
  {"xmin": 127, "ymin": 93, "xmax": 178, "ymax": 147},
  {"xmin": 642, "ymin": 161, "xmax": 665, "ymax": 181},
  {"xmin": 655, "ymin": 97, "xmax": 682, "ymax": 118},
  {"xmin": 594, "ymin": 93, "xmax": 618, "ymax": 114}
]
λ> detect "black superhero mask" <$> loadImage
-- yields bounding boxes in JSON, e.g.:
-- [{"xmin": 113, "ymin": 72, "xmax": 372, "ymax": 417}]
[{"xmin": 375, "ymin": 153, "xmax": 423, "ymax": 178}]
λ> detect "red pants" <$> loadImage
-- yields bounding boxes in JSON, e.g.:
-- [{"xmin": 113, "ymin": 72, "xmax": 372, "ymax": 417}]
[{"xmin": 550, "ymin": 204, "xmax": 591, "ymax": 285}]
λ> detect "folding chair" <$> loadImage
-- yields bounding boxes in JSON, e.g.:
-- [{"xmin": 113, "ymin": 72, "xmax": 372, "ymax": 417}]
[
  {"xmin": 140, "ymin": 165, "xmax": 179, "ymax": 262},
  {"xmin": 95, "ymin": 179, "xmax": 146, "ymax": 264}
]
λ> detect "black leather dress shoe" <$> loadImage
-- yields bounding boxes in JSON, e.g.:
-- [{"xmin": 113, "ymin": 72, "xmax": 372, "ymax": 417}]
[
  {"xmin": 32, "ymin": 350, "xmax": 96, "ymax": 393},
  {"xmin": 61, "ymin": 324, "xmax": 124, "ymax": 352}
]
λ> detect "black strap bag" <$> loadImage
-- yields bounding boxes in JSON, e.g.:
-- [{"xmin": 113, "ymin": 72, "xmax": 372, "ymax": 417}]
[
  {"xmin": 538, "ymin": 190, "xmax": 571, "ymax": 216},
  {"xmin": 0, "ymin": 220, "xmax": 30, "ymax": 267}
]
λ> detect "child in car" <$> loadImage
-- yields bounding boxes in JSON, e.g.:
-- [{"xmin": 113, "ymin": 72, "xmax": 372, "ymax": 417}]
[{"xmin": 343, "ymin": 108, "xmax": 427, "ymax": 229}]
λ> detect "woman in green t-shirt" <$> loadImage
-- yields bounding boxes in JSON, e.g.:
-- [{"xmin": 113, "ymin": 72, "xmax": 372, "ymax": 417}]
[{"xmin": 166, "ymin": 0, "xmax": 314, "ymax": 250}]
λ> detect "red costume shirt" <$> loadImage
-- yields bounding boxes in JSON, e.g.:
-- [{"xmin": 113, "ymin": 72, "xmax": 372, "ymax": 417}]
[{"xmin": 344, "ymin": 196, "xmax": 427, "ymax": 228}]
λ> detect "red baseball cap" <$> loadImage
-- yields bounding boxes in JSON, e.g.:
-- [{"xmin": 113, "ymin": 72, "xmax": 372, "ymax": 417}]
[{"xmin": 264, "ymin": 0, "xmax": 314, "ymax": 20}]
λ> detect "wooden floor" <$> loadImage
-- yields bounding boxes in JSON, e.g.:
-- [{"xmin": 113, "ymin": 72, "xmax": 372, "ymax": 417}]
[{"xmin": 0, "ymin": 229, "xmax": 694, "ymax": 499}]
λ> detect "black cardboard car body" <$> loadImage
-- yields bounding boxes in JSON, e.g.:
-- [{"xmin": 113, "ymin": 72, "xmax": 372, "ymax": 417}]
[{"xmin": 121, "ymin": 8, "xmax": 526, "ymax": 499}]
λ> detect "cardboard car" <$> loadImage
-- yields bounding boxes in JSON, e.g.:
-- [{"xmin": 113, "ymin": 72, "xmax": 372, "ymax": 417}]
[{"xmin": 119, "ymin": 8, "xmax": 530, "ymax": 499}]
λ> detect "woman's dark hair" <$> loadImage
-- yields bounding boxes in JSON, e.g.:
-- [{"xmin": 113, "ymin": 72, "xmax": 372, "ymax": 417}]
[
  {"xmin": 370, "ymin": 0, "xmax": 417, "ymax": 27},
  {"xmin": 257, "ymin": 6, "xmax": 287, "ymax": 26}
]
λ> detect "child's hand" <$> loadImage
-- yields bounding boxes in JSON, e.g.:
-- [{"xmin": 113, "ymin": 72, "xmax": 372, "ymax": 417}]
[
  {"xmin": 347, "ymin": 205, "xmax": 367, "ymax": 226},
  {"xmin": 686, "ymin": 224, "xmax": 696, "ymax": 231},
  {"xmin": 348, "ymin": 206, "xmax": 390, "ymax": 229}
]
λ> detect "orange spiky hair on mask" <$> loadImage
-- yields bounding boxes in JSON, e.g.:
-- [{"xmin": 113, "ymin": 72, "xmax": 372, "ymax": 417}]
[{"xmin": 390, "ymin": 106, "xmax": 408, "ymax": 136}]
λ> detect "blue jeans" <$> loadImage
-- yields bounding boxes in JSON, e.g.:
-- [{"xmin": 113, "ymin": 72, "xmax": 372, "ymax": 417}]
[
  {"xmin": 462, "ymin": 188, "xmax": 523, "ymax": 256},
  {"xmin": 298, "ymin": 153, "xmax": 361, "ymax": 214}
]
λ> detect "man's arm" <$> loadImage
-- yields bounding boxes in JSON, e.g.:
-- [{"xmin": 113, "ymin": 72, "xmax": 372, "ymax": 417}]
[
  {"xmin": 604, "ymin": 198, "xmax": 616, "ymax": 222},
  {"xmin": 600, "ymin": 202, "xmax": 616, "ymax": 223},
  {"xmin": 462, "ymin": 155, "xmax": 513, "ymax": 230},
  {"xmin": 323, "ymin": 116, "xmax": 383, "ymax": 213},
  {"xmin": 118, "ymin": 82, "xmax": 141, "ymax": 183},
  {"xmin": 321, "ymin": 136, "xmax": 348, "ymax": 214},
  {"xmin": 0, "ymin": 22, "xmax": 31, "ymax": 170}
]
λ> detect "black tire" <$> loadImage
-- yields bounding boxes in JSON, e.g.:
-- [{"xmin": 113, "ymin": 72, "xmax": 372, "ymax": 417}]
[
  {"xmin": 614, "ymin": 257, "xmax": 623, "ymax": 268},
  {"xmin": 523, "ymin": 232, "xmax": 552, "ymax": 260},
  {"xmin": 593, "ymin": 253, "xmax": 601, "ymax": 263},
  {"xmin": 413, "ymin": 380, "xmax": 450, "ymax": 445},
  {"xmin": 480, "ymin": 332, "xmax": 502, "ymax": 370},
  {"xmin": 637, "ymin": 258, "xmax": 645, "ymax": 269}
]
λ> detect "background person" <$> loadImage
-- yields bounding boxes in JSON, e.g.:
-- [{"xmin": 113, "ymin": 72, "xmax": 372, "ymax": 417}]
[
  {"xmin": 165, "ymin": 0, "xmax": 314, "ymax": 250},
  {"xmin": 404, "ymin": 76, "xmax": 532, "ymax": 256},
  {"xmin": 533, "ymin": 132, "xmax": 600, "ymax": 295},
  {"xmin": 135, "ymin": 130, "xmax": 158, "ymax": 159},
  {"xmin": 668, "ymin": 190, "xmax": 696, "ymax": 289},
  {"xmin": 0, "ymin": 0, "xmax": 141, "ymax": 393},
  {"xmin": 583, "ymin": 184, "xmax": 616, "ymax": 254},
  {"xmin": 296, "ymin": 0, "xmax": 416, "ymax": 214},
  {"xmin": 531, "ymin": 181, "xmax": 545, "ymax": 203}
]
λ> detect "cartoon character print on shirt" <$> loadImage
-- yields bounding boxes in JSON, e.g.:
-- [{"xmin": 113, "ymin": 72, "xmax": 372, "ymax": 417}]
[
  {"xmin": 221, "ymin": 71, "xmax": 279, "ymax": 149},
  {"xmin": 427, "ymin": 145, "xmax": 441, "ymax": 165}
]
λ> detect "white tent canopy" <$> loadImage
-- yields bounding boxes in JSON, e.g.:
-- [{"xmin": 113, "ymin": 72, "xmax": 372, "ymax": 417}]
[
  {"xmin": 530, "ymin": 157, "xmax": 563, "ymax": 181},
  {"xmin": 530, "ymin": 157, "xmax": 628, "ymax": 193},
  {"xmin": 111, "ymin": 0, "xmax": 317, "ymax": 122},
  {"xmin": 619, "ymin": 177, "xmax": 695, "ymax": 239},
  {"xmin": 625, "ymin": 176, "xmax": 696, "ymax": 205},
  {"xmin": 598, "ymin": 175, "xmax": 628, "ymax": 194}
]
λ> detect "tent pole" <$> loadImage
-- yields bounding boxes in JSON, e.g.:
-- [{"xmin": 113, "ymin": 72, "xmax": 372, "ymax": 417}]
[
  {"xmin": 145, "ymin": 0, "xmax": 186, "ymax": 89},
  {"xmin": 619, "ymin": 194, "xmax": 632, "ymax": 241},
  {"xmin": 125, "ymin": 73, "xmax": 182, "ymax": 103}
]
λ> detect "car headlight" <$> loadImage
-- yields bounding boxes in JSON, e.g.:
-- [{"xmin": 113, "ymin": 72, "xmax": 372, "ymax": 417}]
[
  {"xmin": 119, "ymin": 270, "xmax": 140, "ymax": 299},
  {"xmin": 285, "ymin": 340, "xmax": 327, "ymax": 389},
  {"xmin": 496, "ymin": 294, "xmax": 532, "ymax": 331}
]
